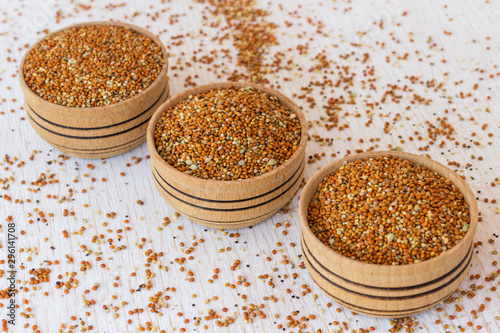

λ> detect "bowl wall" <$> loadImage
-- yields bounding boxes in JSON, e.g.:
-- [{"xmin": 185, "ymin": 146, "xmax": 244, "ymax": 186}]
[
  {"xmin": 20, "ymin": 21, "xmax": 169, "ymax": 159},
  {"xmin": 147, "ymin": 82, "xmax": 308, "ymax": 229},
  {"xmin": 299, "ymin": 151, "xmax": 478, "ymax": 317}
]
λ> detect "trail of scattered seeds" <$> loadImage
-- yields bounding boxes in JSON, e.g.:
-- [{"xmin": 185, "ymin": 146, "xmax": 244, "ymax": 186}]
[
  {"xmin": 0, "ymin": 0, "xmax": 499, "ymax": 332},
  {"xmin": 197, "ymin": 0, "xmax": 278, "ymax": 84}
]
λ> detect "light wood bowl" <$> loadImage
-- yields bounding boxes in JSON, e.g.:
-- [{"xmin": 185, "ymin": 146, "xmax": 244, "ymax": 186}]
[
  {"xmin": 147, "ymin": 82, "xmax": 308, "ymax": 229},
  {"xmin": 19, "ymin": 21, "xmax": 169, "ymax": 159},
  {"xmin": 299, "ymin": 151, "xmax": 478, "ymax": 318}
]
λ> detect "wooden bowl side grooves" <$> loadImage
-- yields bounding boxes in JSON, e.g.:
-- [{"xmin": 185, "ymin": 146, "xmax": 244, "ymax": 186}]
[
  {"xmin": 301, "ymin": 235, "xmax": 473, "ymax": 297},
  {"xmin": 151, "ymin": 155, "xmax": 305, "ymax": 228},
  {"xmin": 23, "ymin": 73, "xmax": 169, "ymax": 127},
  {"xmin": 301, "ymin": 236, "xmax": 473, "ymax": 316},
  {"xmin": 19, "ymin": 21, "xmax": 169, "ymax": 159},
  {"xmin": 151, "ymin": 154, "xmax": 304, "ymax": 210},
  {"xmin": 298, "ymin": 151, "xmax": 478, "ymax": 317},
  {"xmin": 27, "ymin": 82, "xmax": 170, "ymax": 159},
  {"xmin": 147, "ymin": 82, "xmax": 308, "ymax": 229}
]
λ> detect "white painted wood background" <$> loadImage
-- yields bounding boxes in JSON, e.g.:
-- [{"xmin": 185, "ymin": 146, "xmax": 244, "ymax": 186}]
[{"xmin": 0, "ymin": 0, "xmax": 499, "ymax": 332}]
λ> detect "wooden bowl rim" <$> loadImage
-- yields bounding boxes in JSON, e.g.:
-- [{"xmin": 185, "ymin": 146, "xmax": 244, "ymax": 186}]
[
  {"xmin": 19, "ymin": 20, "xmax": 168, "ymax": 115},
  {"xmin": 147, "ymin": 81, "xmax": 308, "ymax": 188},
  {"xmin": 299, "ymin": 150, "xmax": 478, "ymax": 273}
]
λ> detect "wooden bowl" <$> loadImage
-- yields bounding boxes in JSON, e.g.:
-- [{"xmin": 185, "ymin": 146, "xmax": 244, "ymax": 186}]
[
  {"xmin": 19, "ymin": 21, "xmax": 169, "ymax": 159},
  {"xmin": 299, "ymin": 151, "xmax": 478, "ymax": 318},
  {"xmin": 147, "ymin": 82, "xmax": 308, "ymax": 229}
]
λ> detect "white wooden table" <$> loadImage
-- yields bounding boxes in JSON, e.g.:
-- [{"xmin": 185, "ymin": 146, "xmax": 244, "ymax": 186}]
[{"xmin": 1, "ymin": 0, "xmax": 499, "ymax": 332}]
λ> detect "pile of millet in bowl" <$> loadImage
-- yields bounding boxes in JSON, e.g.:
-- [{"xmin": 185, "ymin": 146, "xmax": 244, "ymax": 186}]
[
  {"xmin": 307, "ymin": 155, "xmax": 470, "ymax": 265},
  {"xmin": 153, "ymin": 86, "xmax": 302, "ymax": 181},
  {"xmin": 22, "ymin": 24, "xmax": 164, "ymax": 107}
]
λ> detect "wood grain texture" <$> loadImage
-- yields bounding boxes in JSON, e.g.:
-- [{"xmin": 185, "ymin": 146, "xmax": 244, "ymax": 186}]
[
  {"xmin": 0, "ymin": 1, "xmax": 499, "ymax": 332},
  {"xmin": 147, "ymin": 82, "xmax": 308, "ymax": 228},
  {"xmin": 298, "ymin": 151, "xmax": 478, "ymax": 317},
  {"xmin": 301, "ymin": 238, "xmax": 473, "ymax": 318},
  {"xmin": 25, "ymin": 80, "xmax": 170, "ymax": 158}
]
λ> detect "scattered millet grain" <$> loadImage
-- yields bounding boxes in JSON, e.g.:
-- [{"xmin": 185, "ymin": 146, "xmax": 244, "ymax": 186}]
[
  {"xmin": 154, "ymin": 86, "xmax": 301, "ymax": 180},
  {"xmin": 308, "ymin": 155, "xmax": 470, "ymax": 265},
  {"xmin": 23, "ymin": 24, "xmax": 164, "ymax": 107},
  {"xmin": 204, "ymin": 0, "xmax": 277, "ymax": 84},
  {"xmin": 3, "ymin": 1, "xmax": 499, "ymax": 332}
]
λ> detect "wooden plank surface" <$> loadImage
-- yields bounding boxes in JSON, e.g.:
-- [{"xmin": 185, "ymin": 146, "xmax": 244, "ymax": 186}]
[{"xmin": 0, "ymin": 0, "xmax": 499, "ymax": 332}]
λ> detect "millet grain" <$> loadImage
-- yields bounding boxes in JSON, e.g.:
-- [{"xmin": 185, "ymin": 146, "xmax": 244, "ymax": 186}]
[
  {"xmin": 23, "ymin": 25, "xmax": 163, "ymax": 107},
  {"xmin": 308, "ymin": 155, "xmax": 470, "ymax": 265},
  {"xmin": 154, "ymin": 86, "xmax": 301, "ymax": 180}
]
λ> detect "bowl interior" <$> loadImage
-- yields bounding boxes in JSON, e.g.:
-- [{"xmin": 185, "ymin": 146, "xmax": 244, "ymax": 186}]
[
  {"xmin": 299, "ymin": 150, "xmax": 478, "ymax": 274},
  {"xmin": 147, "ymin": 81, "xmax": 309, "ymax": 190},
  {"xmin": 19, "ymin": 20, "xmax": 169, "ymax": 115}
]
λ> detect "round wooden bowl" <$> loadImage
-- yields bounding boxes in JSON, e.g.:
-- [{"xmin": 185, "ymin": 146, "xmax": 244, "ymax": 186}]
[
  {"xmin": 147, "ymin": 82, "xmax": 308, "ymax": 229},
  {"xmin": 299, "ymin": 151, "xmax": 478, "ymax": 318},
  {"xmin": 19, "ymin": 21, "xmax": 169, "ymax": 159}
]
